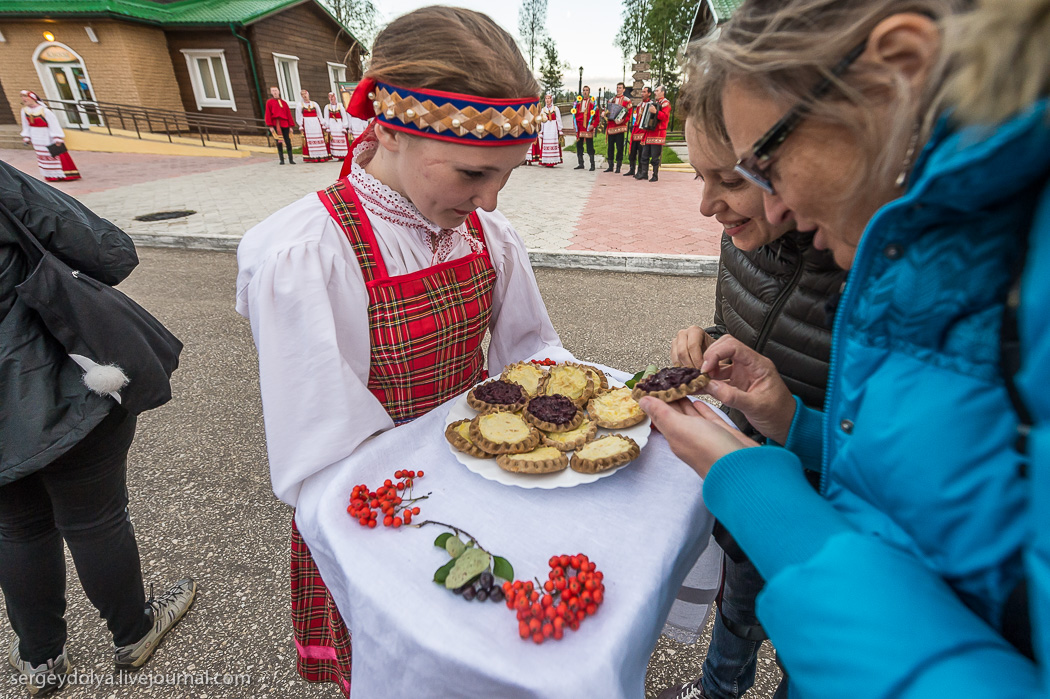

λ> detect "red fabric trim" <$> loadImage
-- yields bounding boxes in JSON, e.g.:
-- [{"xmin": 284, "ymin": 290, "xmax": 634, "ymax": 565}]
[{"xmin": 316, "ymin": 181, "xmax": 390, "ymax": 279}]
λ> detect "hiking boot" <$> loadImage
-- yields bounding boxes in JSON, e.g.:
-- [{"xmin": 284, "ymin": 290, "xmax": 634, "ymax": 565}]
[
  {"xmin": 114, "ymin": 578, "xmax": 197, "ymax": 670},
  {"xmin": 650, "ymin": 173, "xmax": 659, "ymax": 182},
  {"xmin": 8, "ymin": 639, "xmax": 72, "ymax": 697},
  {"xmin": 656, "ymin": 677, "xmax": 707, "ymax": 699}
]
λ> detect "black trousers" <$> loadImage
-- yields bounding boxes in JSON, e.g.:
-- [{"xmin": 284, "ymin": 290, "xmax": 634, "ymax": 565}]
[
  {"xmin": 0, "ymin": 407, "xmax": 150, "ymax": 665},
  {"xmin": 639, "ymin": 143, "xmax": 664, "ymax": 175},
  {"xmin": 606, "ymin": 132, "xmax": 626, "ymax": 165},
  {"xmin": 274, "ymin": 126, "xmax": 293, "ymax": 162},
  {"xmin": 627, "ymin": 140, "xmax": 643, "ymax": 170},
  {"xmin": 576, "ymin": 135, "xmax": 595, "ymax": 165}
]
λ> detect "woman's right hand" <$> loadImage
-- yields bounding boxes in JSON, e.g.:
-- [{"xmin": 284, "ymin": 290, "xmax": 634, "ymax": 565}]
[
  {"xmin": 699, "ymin": 336, "xmax": 797, "ymax": 444},
  {"xmin": 671, "ymin": 325, "xmax": 716, "ymax": 369}
]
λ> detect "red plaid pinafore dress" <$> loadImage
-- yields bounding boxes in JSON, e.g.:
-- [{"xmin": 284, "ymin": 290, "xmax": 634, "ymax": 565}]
[{"xmin": 290, "ymin": 179, "xmax": 496, "ymax": 696}]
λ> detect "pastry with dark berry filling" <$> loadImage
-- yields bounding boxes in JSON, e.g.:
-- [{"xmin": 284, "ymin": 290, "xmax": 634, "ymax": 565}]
[
  {"xmin": 467, "ymin": 378, "xmax": 528, "ymax": 413},
  {"xmin": 523, "ymin": 394, "xmax": 584, "ymax": 433},
  {"xmin": 630, "ymin": 367, "xmax": 710, "ymax": 403}
]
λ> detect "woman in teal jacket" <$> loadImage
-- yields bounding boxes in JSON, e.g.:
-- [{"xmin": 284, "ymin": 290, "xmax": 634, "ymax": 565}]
[{"xmin": 643, "ymin": 0, "xmax": 1049, "ymax": 696}]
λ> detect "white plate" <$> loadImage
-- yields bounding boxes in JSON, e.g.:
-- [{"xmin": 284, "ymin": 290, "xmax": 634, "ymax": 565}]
[{"xmin": 444, "ymin": 376, "xmax": 651, "ymax": 489}]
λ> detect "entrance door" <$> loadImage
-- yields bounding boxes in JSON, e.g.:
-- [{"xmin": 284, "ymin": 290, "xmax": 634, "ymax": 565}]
[{"xmin": 34, "ymin": 42, "xmax": 102, "ymax": 128}]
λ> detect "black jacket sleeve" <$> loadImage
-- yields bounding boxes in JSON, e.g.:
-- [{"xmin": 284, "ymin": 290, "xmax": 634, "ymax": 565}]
[
  {"xmin": 706, "ymin": 259, "xmax": 728, "ymax": 339},
  {"xmin": 0, "ymin": 160, "xmax": 137, "ymax": 286}
]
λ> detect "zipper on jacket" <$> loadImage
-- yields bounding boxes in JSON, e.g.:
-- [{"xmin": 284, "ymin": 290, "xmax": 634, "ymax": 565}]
[{"xmin": 753, "ymin": 245, "xmax": 804, "ymax": 355}]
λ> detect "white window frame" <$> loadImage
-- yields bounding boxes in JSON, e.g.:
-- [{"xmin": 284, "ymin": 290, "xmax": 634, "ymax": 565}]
[
  {"xmin": 84, "ymin": 26, "xmax": 98, "ymax": 43},
  {"xmin": 181, "ymin": 49, "xmax": 236, "ymax": 111},
  {"xmin": 273, "ymin": 53, "xmax": 302, "ymax": 106},
  {"xmin": 327, "ymin": 62, "xmax": 346, "ymax": 99}
]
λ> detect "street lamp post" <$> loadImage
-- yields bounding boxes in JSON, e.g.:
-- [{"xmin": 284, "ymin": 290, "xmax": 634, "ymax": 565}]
[{"xmin": 578, "ymin": 66, "xmax": 583, "ymax": 96}]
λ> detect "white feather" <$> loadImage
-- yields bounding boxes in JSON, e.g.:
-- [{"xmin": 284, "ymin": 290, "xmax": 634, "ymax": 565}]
[{"xmin": 83, "ymin": 364, "xmax": 129, "ymax": 395}]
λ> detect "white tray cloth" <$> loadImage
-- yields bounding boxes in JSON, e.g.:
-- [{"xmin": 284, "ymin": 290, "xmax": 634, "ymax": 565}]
[{"xmin": 295, "ymin": 354, "xmax": 716, "ymax": 698}]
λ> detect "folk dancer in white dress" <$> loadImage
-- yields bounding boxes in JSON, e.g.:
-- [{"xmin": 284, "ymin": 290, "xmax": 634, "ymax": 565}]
[
  {"xmin": 19, "ymin": 91, "xmax": 80, "ymax": 182},
  {"xmin": 323, "ymin": 92, "xmax": 350, "ymax": 159},
  {"xmin": 235, "ymin": 8, "xmax": 558, "ymax": 696},
  {"xmin": 538, "ymin": 93, "xmax": 563, "ymax": 167},
  {"xmin": 347, "ymin": 114, "xmax": 370, "ymax": 143},
  {"xmin": 296, "ymin": 90, "xmax": 331, "ymax": 163}
]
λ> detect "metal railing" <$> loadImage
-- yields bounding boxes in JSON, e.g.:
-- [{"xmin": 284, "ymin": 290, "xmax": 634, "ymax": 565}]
[{"xmin": 46, "ymin": 99, "xmax": 276, "ymax": 150}]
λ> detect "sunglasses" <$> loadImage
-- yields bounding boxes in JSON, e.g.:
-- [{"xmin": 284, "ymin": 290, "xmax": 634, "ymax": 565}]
[{"xmin": 734, "ymin": 41, "xmax": 868, "ymax": 195}]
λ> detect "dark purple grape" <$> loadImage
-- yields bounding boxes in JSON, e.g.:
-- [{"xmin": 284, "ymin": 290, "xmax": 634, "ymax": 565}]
[
  {"xmin": 462, "ymin": 586, "xmax": 477, "ymax": 602},
  {"xmin": 490, "ymin": 587, "xmax": 505, "ymax": 603},
  {"xmin": 453, "ymin": 583, "xmax": 471, "ymax": 596},
  {"xmin": 476, "ymin": 588, "xmax": 489, "ymax": 602},
  {"xmin": 478, "ymin": 571, "xmax": 494, "ymax": 592}
]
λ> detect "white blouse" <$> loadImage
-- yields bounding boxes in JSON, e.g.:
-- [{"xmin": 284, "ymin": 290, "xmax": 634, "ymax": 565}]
[{"xmin": 236, "ymin": 140, "xmax": 561, "ymax": 506}]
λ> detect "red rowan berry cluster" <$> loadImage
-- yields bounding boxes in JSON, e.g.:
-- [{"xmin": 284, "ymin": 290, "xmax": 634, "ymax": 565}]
[
  {"xmin": 529, "ymin": 358, "xmax": 557, "ymax": 366},
  {"xmin": 347, "ymin": 470, "xmax": 426, "ymax": 528},
  {"xmin": 502, "ymin": 553, "xmax": 604, "ymax": 644}
]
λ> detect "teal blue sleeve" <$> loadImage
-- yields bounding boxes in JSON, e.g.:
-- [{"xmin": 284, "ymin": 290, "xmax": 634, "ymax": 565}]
[
  {"xmin": 758, "ymin": 533, "xmax": 1044, "ymax": 698},
  {"xmin": 779, "ymin": 396, "xmax": 824, "ymax": 472},
  {"xmin": 702, "ymin": 446, "xmax": 851, "ymax": 580}
]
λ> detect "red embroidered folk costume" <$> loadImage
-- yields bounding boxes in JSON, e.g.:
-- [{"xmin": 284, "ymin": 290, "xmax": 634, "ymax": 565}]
[
  {"xmin": 643, "ymin": 97, "xmax": 672, "ymax": 146},
  {"xmin": 603, "ymin": 92, "xmax": 632, "ymax": 172},
  {"xmin": 324, "ymin": 102, "xmax": 350, "ymax": 159},
  {"xmin": 538, "ymin": 103, "xmax": 563, "ymax": 167},
  {"xmin": 236, "ymin": 79, "xmax": 553, "ymax": 698},
  {"xmin": 297, "ymin": 101, "xmax": 331, "ymax": 162},
  {"xmin": 20, "ymin": 101, "xmax": 79, "ymax": 182},
  {"xmin": 572, "ymin": 96, "xmax": 601, "ymax": 139},
  {"xmin": 264, "ymin": 97, "xmax": 294, "ymax": 130},
  {"xmin": 604, "ymin": 94, "xmax": 632, "ymax": 137}
]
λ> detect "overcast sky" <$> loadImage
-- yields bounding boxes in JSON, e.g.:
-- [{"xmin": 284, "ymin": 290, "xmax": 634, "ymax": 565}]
[{"xmin": 374, "ymin": 1, "xmax": 643, "ymax": 93}]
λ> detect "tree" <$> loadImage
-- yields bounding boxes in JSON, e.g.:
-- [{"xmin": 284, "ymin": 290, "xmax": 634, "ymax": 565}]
[
  {"xmin": 538, "ymin": 38, "xmax": 565, "ymax": 96},
  {"xmin": 614, "ymin": 0, "xmax": 694, "ymax": 89},
  {"xmin": 518, "ymin": 0, "xmax": 548, "ymax": 72},
  {"xmin": 322, "ymin": 0, "xmax": 379, "ymax": 52}
]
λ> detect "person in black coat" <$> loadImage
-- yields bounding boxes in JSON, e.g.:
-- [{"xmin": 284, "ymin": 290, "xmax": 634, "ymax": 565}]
[
  {"xmin": 657, "ymin": 88, "xmax": 846, "ymax": 699},
  {"xmin": 0, "ymin": 161, "xmax": 195, "ymax": 695}
]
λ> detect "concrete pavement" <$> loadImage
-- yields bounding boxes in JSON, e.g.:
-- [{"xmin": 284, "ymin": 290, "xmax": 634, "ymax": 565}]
[
  {"xmin": 0, "ymin": 247, "xmax": 780, "ymax": 698},
  {"xmin": 1, "ymin": 145, "xmax": 722, "ymax": 275}
]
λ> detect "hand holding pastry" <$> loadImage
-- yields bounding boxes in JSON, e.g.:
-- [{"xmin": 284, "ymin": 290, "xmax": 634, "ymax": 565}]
[
  {"xmin": 700, "ymin": 336, "xmax": 796, "ymax": 445},
  {"xmin": 671, "ymin": 325, "xmax": 716, "ymax": 369},
  {"xmin": 639, "ymin": 397, "xmax": 758, "ymax": 478}
]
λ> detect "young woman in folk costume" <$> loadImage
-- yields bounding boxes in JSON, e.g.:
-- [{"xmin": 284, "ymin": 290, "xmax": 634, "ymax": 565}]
[
  {"xmin": 323, "ymin": 92, "xmax": 350, "ymax": 159},
  {"xmin": 296, "ymin": 89, "xmax": 331, "ymax": 162},
  {"xmin": 236, "ymin": 7, "xmax": 560, "ymax": 696},
  {"xmin": 537, "ymin": 93, "xmax": 563, "ymax": 167},
  {"xmin": 19, "ymin": 91, "xmax": 80, "ymax": 182}
]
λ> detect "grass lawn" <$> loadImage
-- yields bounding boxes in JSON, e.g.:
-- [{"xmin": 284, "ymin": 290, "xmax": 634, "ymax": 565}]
[{"xmin": 572, "ymin": 136, "xmax": 683, "ymax": 165}]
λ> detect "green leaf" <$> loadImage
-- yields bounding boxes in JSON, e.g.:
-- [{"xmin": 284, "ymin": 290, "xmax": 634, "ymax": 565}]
[
  {"xmin": 445, "ymin": 548, "xmax": 490, "ymax": 590},
  {"xmin": 433, "ymin": 558, "xmax": 457, "ymax": 584},
  {"xmin": 434, "ymin": 532, "xmax": 453, "ymax": 549},
  {"xmin": 445, "ymin": 536, "xmax": 466, "ymax": 559},
  {"xmin": 492, "ymin": 556, "xmax": 514, "ymax": 582}
]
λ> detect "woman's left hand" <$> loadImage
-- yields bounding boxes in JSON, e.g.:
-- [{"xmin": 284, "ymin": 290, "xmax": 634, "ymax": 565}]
[{"xmin": 639, "ymin": 397, "xmax": 758, "ymax": 478}]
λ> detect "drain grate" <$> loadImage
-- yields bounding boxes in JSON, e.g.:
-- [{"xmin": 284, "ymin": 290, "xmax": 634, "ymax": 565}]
[{"xmin": 134, "ymin": 210, "xmax": 196, "ymax": 222}]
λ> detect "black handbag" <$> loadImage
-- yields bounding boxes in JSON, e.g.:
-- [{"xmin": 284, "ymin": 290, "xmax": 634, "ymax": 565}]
[
  {"xmin": 46, "ymin": 142, "xmax": 67, "ymax": 157},
  {"xmin": 0, "ymin": 200, "xmax": 182, "ymax": 415}
]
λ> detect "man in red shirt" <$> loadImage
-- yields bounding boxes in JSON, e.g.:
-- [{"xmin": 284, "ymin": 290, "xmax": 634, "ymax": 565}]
[
  {"xmin": 635, "ymin": 84, "xmax": 671, "ymax": 182},
  {"xmin": 572, "ymin": 85, "xmax": 601, "ymax": 171},
  {"xmin": 264, "ymin": 86, "xmax": 295, "ymax": 165},
  {"xmin": 603, "ymin": 82, "xmax": 632, "ymax": 173},
  {"xmin": 623, "ymin": 86, "xmax": 651, "ymax": 178}
]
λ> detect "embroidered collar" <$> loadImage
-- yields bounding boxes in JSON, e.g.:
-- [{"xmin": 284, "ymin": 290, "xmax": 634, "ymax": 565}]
[{"xmin": 346, "ymin": 132, "xmax": 484, "ymax": 263}]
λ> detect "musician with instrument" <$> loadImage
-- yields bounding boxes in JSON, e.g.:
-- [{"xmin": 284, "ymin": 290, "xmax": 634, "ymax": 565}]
[
  {"xmin": 603, "ymin": 82, "xmax": 632, "ymax": 173},
  {"xmin": 572, "ymin": 86, "xmax": 601, "ymax": 171},
  {"xmin": 623, "ymin": 86, "xmax": 651, "ymax": 178},
  {"xmin": 635, "ymin": 85, "xmax": 672, "ymax": 182}
]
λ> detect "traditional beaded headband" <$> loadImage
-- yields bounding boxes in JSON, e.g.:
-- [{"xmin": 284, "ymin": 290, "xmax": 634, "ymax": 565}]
[{"xmin": 348, "ymin": 78, "xmax": 541, "ymax": 146}]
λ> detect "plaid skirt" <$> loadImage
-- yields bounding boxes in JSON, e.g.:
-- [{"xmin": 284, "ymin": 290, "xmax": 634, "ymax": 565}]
[{"xmin": 291, "ymin": 517, "xmax": 352, "ymax": 697}]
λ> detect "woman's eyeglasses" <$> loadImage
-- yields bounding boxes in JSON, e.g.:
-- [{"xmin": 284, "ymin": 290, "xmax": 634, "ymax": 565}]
[{"xmin": 734, "ymin": 41, "xmax": 868, "ymax": 194}]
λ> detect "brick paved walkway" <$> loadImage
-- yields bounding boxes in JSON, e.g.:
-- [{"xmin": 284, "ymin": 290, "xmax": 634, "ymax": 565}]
[{"xmin": 0, "ymin": 146, "xmax": 722, "ymax": 262}]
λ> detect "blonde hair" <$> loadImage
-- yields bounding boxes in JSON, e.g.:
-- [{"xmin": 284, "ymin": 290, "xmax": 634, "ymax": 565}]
[
  {"xmin": 366, "ymin": 7, "xmax": 538, "ymax": 99},
  {"xmin": 939, "ymin": 0, "xmax": 1050, "ymax": 124},
  {"xmin": 690, "ymin": 0, "xmax": 966, "ymax": 193}
]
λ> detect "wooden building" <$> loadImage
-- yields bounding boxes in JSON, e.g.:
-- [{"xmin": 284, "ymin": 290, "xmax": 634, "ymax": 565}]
[{"xmin": 0, "ymin": 0, "xmax": 366, "ymax": 128}]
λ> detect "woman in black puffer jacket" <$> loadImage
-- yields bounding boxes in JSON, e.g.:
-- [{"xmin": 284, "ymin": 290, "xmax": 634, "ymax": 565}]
[
  {"xmin": 0, "ymin": 161, "xmax": 194, "ymax": 694},
  {"xmin": 656, "ymin": 83, "xmax": 845, "ymax": 699}
]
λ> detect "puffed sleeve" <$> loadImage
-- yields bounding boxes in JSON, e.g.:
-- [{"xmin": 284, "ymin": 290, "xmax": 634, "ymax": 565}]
[
  {"xmin": 236, "ymin": 199, "xmax": 394, "ymax": 506},
  {"xmin": 476, "ymin": 210, "xmax": 561, "ymax": 372},
  {"xmin": 295, "ymin": 103, "xmax": 304, "ymax": 129},
  {"xmin": 19, "ymin": 110, "xmax": 30, "ymax": 139}
]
